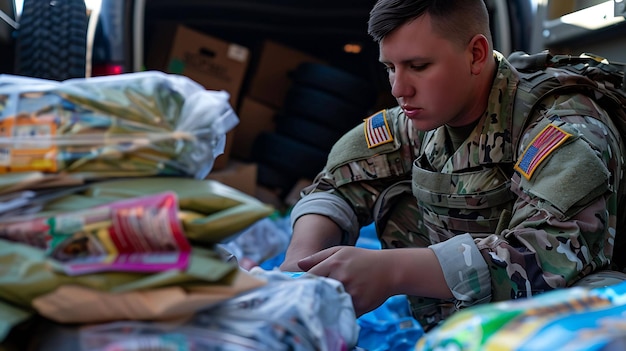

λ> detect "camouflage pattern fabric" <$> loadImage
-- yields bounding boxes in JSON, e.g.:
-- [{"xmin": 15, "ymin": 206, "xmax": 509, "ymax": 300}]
[
  {"xmin": 299, "ymin": 52, "xmax": 624, "ymax": 331},
  {"xmin": 573, "ymin": 270, "xmax": 626, "ymax": 288}
]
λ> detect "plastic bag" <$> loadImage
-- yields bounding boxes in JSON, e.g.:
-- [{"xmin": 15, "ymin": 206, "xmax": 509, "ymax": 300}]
[
  {"xmin": 78, "ymin": 268, "xmax": 360, "ymax": 351},
  {"xmin": 218, "ymin": 214, "xmax": 291, "ymax": 270},
  {"xmin": 357, "ymin": 295, "xmax": 423, "ymax": 351},
  {"xmin": 197, "ymin": 268, "xmax": 360, "ymax": 351},
  {"xmin": 79, "ymin": 321, "xmax": 266, "ymax": 351},
  {"xmin": 417, "ymin": 280, "xmax": 626, "ymax": 351},
  {"xmin": 0, "ymin": 191, "xmax": 191, "ymax": 275},
  {"xmin": 0, "ymin": 71, "xmax": 238, "ymax": 179}
]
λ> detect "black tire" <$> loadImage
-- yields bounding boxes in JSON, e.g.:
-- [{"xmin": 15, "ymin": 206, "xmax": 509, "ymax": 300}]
[
  {"xmin": 290, "ymin": 62, "xmax": 378, "ymax": 108},
  {"xmin": 16, "ymin": 0, "xmax": 88, "ymax": 80},
  {"xmin": 275, "ymin": 113, "xmax": 345, "ymax": 152},
  {"xmin": 251, "ymin": 132, "xmax": 328, "ymax": 180},
  {"xmin": 256, "ymin": 162, "xmax": 299, "ymax": 196},
  {"xmin": 283, "ymin": 85, "xmax": 367, "ymax": 132}
]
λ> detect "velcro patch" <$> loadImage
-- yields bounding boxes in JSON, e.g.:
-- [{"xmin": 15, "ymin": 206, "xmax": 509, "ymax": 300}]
[
  {"xmin": 515, "ymin": 124, "xmax": 572, "ymax": 180},
  {"xmin": 364, "ymin": 110, "xmax": 393, "ymax": 148}
]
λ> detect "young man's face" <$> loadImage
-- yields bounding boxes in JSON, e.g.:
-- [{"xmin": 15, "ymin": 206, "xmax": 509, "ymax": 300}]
[{"xmin": 379, "ymin": 14, "xmax": 480, "ymax": 131}]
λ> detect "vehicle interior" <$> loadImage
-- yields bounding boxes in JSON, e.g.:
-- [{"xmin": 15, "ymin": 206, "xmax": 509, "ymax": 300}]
[
  {"xmin": 0, "ymin": 1, "xmax": 626, "ymax": 350},
  {"xmin": 0, "ymin": 0, "xmax": 534, "ymax": 99}
]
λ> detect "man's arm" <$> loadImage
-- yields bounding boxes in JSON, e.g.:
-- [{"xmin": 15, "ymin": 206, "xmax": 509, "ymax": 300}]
[
  {"xmin": 480, "ymin": 105, "xmax": 620, "ymax": 301},
  {"xmin": 279, "ymin": 214, "xmax": 343, "ymax": 271},
  {"xmin": 295, "ymin": 245, "xmax": 453, "ymax": 316}
]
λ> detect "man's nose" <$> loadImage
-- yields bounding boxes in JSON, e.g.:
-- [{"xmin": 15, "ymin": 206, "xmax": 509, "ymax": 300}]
[{"xmin": 390, "ymin": 72, "xmax": 414, "ymax": 99}]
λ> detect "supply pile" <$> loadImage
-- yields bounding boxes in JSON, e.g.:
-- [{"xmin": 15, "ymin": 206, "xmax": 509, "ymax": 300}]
[{"xmin": 0, "ymin": 72, "xmax": 359, "ymax": 351}]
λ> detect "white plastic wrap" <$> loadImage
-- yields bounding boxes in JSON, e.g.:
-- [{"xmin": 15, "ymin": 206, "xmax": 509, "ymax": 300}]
[
  {"xmin": 78, "ymin": 269, "xmax": 360, "ymax": 351},
  {"xmin": 0, "ymin": 71, "xmax": 238, "ymax": 179}
]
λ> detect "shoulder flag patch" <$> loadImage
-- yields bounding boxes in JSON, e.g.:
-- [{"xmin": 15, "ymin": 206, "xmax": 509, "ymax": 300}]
[
  {"xmin": 364, "ymin": 110, "xmax": 393, "ymax": 149},
  {"xmin": 514, "ymin": 124, "xmax": 572, "ymax": 180}
]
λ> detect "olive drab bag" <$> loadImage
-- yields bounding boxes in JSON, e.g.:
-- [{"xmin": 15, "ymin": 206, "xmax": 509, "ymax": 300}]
[{"xmin": 508, "ymin": 51, "xmax": 626, "ymax": 270}]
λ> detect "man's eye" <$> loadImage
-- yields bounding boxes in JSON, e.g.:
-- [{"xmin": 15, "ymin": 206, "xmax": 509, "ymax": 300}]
[
  {"xmin": 411, "ymin": 64, "xmax": 429, "ymax": 71},
  {"xmin": 384, "ymin": 66, "xmax": 395, "ymax": 73}
]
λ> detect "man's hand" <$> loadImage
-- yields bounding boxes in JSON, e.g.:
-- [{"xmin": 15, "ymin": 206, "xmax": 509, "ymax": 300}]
[
  {"xmin": 298, "ymin": 246, "xmax": 454, "ymax": 317},
  {"xmin": 279, "ymin": 214, "xmax": 343, "ymax": 272},
  {"xmin": 298, "ymin": 246, "xmax": 395, "ymax": 316}
]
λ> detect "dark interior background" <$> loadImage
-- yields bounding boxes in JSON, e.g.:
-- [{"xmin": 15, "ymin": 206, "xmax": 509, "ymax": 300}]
[
  {"xmin": 142, "ymin": 0, "xmax": 533, "ymax": 110},
  {"xmin": 143, "ymin": 0, "xmax": 390, "ymax": 107}
]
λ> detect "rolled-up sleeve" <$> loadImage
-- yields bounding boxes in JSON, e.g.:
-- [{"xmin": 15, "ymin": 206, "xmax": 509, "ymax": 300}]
[
  {"xmin": 290, "ymin": 192, "xmax": 361, "ymax": 244},
  {"xmin": 429, "ymin": 233, "xmax": 493, "ymax": 307}
]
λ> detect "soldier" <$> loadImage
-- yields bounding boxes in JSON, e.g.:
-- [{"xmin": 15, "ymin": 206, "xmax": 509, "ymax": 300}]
[{"xmin": 279, "ymin": 0, "xmax": 625, "ymax": 331}]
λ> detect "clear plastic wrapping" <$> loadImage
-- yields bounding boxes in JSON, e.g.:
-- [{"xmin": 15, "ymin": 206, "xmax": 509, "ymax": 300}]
[
  {"xmin": 0, "ymin": 71, "xmax": 238, "ymax": 179},
  {"xmin": 79, "ymin": 321, "xmax": 266, "ymax": 351},
  {"xmin": 78, "ymin": 269, "xmax": 360, "ymax": 351}
]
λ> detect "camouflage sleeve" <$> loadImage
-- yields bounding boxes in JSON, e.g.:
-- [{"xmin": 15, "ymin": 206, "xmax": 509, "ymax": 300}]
[
  {"xmin": 290, "ymin": 191, "xmax": 361, "ymax": 243},
  {"xmin": 290, "ymin": 107, "xmax": 422, "ymax": 243},
  {"xmin": 476, "ymin": 93, "xmax": 622, "ymax": 302},
  {"xmin": 430, "ymin": 234, "xmax": 493, "ymax": 308}
]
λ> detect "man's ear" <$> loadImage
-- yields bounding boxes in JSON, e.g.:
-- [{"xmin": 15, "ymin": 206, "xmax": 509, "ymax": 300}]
[{"xmin": 467, "ymin": 34, "xmax": 490, "ymax": 75}]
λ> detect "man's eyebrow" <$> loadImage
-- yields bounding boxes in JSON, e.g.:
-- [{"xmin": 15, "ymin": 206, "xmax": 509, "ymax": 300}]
[{"xmin": 379, "ymin": 57, "xmax": 430, "ymax": 65}]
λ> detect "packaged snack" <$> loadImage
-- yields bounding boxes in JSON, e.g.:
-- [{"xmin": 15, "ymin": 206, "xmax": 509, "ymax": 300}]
[
  {"xmin": 417, "ymin": 280, "xmax": 626, "ymax": 351},
  {"xmin": 0, "ymin": 191, "xmax": 191, "ymax": 275},
  {"xmin": 0, "ymin": 72, "xmax": 238, "ymax": 179}
]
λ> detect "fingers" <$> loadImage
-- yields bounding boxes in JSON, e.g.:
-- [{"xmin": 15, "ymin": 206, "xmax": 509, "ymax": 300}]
[
  {"xmin": 278, "ymin": 260, "xmax": 303, "ymax": 272},
  {"xmin": 297, "ymin": 246, "xmax": 342, "ymax": 273}
]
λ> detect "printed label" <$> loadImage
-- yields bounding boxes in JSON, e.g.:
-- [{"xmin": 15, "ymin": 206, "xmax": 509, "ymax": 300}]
[
  {"xmin": 0, "ymin": 114, "xmax": 58, "ymax": 173},
  {"xmin": 227, "ymin": 44, "xmax": 249, "ymax": 63}
]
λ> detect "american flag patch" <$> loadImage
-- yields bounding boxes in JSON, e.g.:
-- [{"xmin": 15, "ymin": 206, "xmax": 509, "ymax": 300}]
[
  {"xmin": 364, "ymin": 111, "xmax": 393, "ymax": 148},
  {"xmin": 514, "ymin": 124, "xmax": 572, "ymax": 180}
]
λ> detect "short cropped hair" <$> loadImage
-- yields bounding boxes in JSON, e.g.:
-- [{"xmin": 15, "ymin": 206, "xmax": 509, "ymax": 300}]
[{"xmin": 367, "ymin": 0, "xmax": 493, "ymax": 49}]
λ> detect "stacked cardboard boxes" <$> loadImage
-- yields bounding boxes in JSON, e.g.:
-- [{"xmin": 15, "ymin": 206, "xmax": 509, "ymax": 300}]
[
  {"xmin": 146, "ymin": 24, "xmax": 251, "ymax": 170},
  {"xmin": 147, "ymin": 25, "xmax": 324, "ymax": 206}
]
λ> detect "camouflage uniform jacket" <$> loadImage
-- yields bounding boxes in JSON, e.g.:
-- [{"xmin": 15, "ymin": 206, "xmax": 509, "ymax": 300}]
[{"xmin": 290, "ymin": 51, "xmax": 622, "ymax": 310}]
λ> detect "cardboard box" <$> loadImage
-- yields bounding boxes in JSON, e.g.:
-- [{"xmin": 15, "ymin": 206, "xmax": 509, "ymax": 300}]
[
  {"xmin": 284, "ymin": 178, "xmax": 313, "ymax": 207},
  {"xmin": 254, "ymin": 185, "xmax": 287, "ymax": 211},
  {"xmin": 547, "ymin": 0, "xmax": 576, "ymax": 19},
  {"xmin": 146, "ymin": 24, "xmax": 250, "ymax": 108},
  {"xmin": 231, "ymin": 96, "xmax": 277, "ymax": 160},
  {"xmin": 206, "ymin": 160, "xmax": 258, "ymax": 196},
  {"xmin": 246, "ymin": 40, "xmax": 324, "ymax": 108}
]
